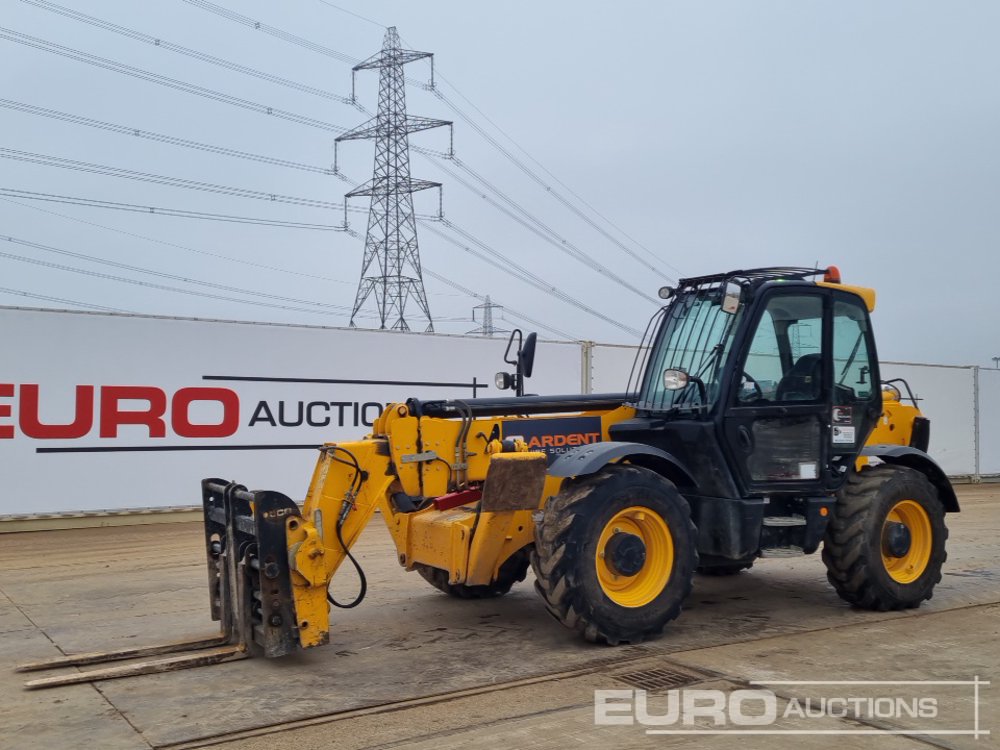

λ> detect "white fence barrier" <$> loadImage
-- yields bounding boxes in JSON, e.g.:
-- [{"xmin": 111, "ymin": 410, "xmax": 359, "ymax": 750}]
[
  {"xmin": 1, "ymin": 307, "xmax": 995, "ymax": 517},
  {"xmin": 980, "ymin": 368, "xmax": 1000, "ymax": 476},
  {"xmin": 877, "ymin": 363, "xmax": 978, "ymax": 477},
  {"xmin": 0, "ymin": 307, "xmax": 581, "ymax": 515}
]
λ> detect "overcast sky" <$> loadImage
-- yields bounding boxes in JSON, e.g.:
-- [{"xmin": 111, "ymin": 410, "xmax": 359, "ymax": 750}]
[{"xmin": 1, "ymin": 1, "xmax": 998, "ymax": 365}]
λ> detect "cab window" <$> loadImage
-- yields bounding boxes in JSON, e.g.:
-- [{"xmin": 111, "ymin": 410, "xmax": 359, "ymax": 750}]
[
  {"xmin": 740, "ymin": 295, "xmax": 824, "ymax": 403},
  {"xmin": 833, "ymin": 300, "xmax": 875, "ymax": 403}
]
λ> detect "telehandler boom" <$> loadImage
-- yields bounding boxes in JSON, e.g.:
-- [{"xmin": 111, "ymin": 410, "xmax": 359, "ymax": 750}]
[{"xmin": 19, "ymin": 266, "xmax": 957, "ymax": 688}]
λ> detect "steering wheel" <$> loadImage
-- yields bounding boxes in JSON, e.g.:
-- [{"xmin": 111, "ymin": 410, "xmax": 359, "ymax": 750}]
[{"xmin": 740, "ymin": 371, "xmax": 763, "ymax": 402}]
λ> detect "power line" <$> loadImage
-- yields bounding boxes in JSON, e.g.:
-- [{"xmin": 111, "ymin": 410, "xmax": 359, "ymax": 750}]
[
  {"xmin": 313, "ymin": 0, "xmax": 385, "ymax": 29},
  {"xmin": 0, "ymin": 194, "xmax": 475, "ymax": 304},
  {"xmin": 0, "ymin": 145, "xmax": 629, "ymax": 332},
  {"xmin": 0, "ymin": 285, "xmax": 127, "ymax": 312},
  {"xmin": 428, "ymin": 88, "xmax": 680, "ymax": 282},
  {"xmin": 423, "ymin": 220, "xmax": 642, "ymax": 338},
  {"xmin": 428, "ymin": 155, "xmax": 657, "ymax": 303},
  {"xmin": 0, "ymin": 99, "xmax": 347, "ymax": 179},
  {"xmin": 0, "ymin": 195, "xmax": 354, "ymax": 285},
  {"xmin": 0, "ymin": 234, "xmax": 360, "ymax": 312},
  {"xmin": 0, "ymin": 234, "xmax": 417, "ymax": 322},
  {"xmin": 0, "ymin": 26, "xmax": 347, "ymax": 133},
  {"xmin": 0, "ymin": 24, "xmax": 644, "ymax": 334},
  {"xmin": 429, "ymin": 82, "xmax": 682, "ymax": 278},
  {"xmin": 0, "ymin": 188, "xmax": 348, "ymax": 231},
  {"xmin": 0, "ymin": 143, "xmax": 623, "ymax": 332},
  {"xmin": 0, "ymin": 243, "xmax": 353, "ymax": 319},
  {"xmin": 0, "ymin": 147, "xmax": 367, "ymax": 213},
  {"xmin": 181, "ymin": 0, "xmax": 363, "ymax": 66},
  {"xmin": 23, "ymin": 0, "xmax": 361, "ymax": 108},
  {"xmin": 159, "ymin": 3, "xmax": 675, "ymax": 284},
  {"xmin": 23, "ymin": 1, "xmax": 665, "ymax": 293},
  {"xmin": 306, "ymin": 8, "xmax": 678, "ymax": 277},
  {"xmin": 0, "ymin": 100, "xmax": 653, "ymax": 320},
  {"xmin": 1, "ymin": 192, "xmax": 575, "ymax": 331}
]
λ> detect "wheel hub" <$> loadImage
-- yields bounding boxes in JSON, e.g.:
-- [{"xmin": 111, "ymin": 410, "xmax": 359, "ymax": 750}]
[
  {"xmin": 881, "ymin": 520, "xmax": 912, "ymax": 558},
  {"xmin": 604, "ymin": 532, "xmax": 647, "ymax": 577}
]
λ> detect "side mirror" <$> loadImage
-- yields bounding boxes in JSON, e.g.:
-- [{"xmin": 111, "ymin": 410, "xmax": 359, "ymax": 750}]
[
  {"xmin": 498, "ymin": 329, "xmax": 537, "ymax": 396},
  {"xmin": 520, "ymin": 332, "xmax": 537, "ymax": 379}
]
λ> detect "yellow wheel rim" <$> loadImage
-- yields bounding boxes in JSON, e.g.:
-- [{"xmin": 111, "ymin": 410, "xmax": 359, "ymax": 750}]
[
  {"xmin": 881, "ymin": 500, "xmax": 932, "ymax": 584},
  {"xmin": 596, "ymin": 506, "xmax": 673, "ymax": 608}
]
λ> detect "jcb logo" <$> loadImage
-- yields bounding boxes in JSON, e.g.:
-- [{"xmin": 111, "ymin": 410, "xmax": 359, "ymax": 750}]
[{"xmin": 0, "ymin": 384, "xmax": 240, "ymax": 440}]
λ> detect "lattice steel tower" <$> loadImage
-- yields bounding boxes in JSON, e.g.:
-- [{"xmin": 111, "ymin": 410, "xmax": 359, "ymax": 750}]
[
  {"xmin": 468, "ymin": 295, "xmax": 509, "ymax": 337},
  {"xmin": 336, "ymin": 27, "xmax": 451, "ymax": 331}
]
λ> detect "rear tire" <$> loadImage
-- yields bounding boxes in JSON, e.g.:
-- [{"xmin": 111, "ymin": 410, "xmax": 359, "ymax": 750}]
[
  {"xmin": 531, "ymin": 465, "xmax": 697, "ymax": 644},
  {"xmin": 822, "ymin": 464, "xmax": 948, "ymax": 611},
  {"xmin": 415, "ymin": 547, "xmax": 529, "ymax": 599}
]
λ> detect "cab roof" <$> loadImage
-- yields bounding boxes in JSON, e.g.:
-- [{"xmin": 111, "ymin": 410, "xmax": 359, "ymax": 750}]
[{"xmin": 675, "ymin": 266, "xmax": 876, "ymax": 312}]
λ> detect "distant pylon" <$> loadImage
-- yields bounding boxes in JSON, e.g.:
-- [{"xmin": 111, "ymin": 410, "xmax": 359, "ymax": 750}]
[
  {"xmin": 335, "ymin": 27, "xmax": 451, "ymax": 332},
  {"xmin": 468, "ymin": 295, "xmax": 509, "ymax": 337}
]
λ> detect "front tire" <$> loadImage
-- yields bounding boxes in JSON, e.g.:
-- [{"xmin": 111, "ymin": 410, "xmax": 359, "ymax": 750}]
[
  {"xmin": 531, "ymin": 465, "xmax": 697, "ymax": 644},
  {"xmin": 822, "ymin": 465, "xmax": 948, "ymax": 610}
]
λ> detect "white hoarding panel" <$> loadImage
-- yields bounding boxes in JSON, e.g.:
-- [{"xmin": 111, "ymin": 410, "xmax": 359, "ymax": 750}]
[
  {"xmin": 979, "ymin": 368, "xmax": 1000, "ymax": 475},
  {"xmin": 590, "ymin": 344, "xmax": 641, "ymax": 394},
  {"xmin": 879, "ymin": 362, "xmax": 976, "ymax": 475},
  {"xmin": 0, "ymin": 308, "xmax": 581, "ymax": 514}
]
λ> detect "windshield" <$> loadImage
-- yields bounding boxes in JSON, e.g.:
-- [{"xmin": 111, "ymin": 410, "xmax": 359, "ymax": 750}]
[{"xmin": 635, "ymin": 289, "xmax": 742, "ymax": 412}]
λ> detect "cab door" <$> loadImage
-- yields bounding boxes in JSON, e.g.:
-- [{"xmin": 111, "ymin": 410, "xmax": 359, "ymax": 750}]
[
  {"xmin": 828, "ymin": 292, "xmax": 882, "ymax": 474},
  {"xmin": 721, "ymin": 289, "xmax": 833, "ymax": 494}
]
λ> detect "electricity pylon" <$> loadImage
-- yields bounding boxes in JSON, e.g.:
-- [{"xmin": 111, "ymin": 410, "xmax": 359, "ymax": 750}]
[{"xmin": 336, "ymin": 26, "xmax": 451, "ymax": 331}]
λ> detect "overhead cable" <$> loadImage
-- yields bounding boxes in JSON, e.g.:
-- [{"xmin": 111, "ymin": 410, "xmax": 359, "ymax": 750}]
[
  {"xmin": 422, "ymin": 220, "xmax": 642, "ymax": 338},
  {"xmin": 0, "ymin": 285, "xmax": 127, "ymax": 312},
  {"xmin": 0, "ymin": 187, "xmax": 348, "ymax": 231},
  {"xmin": 165, "ymin": 3, "xmax": 675, "ymax": 281},
  {"xmin": 0, "ymin": 26, "xmax": 347, "ymax": 133},
  {"xmin": 0, "ymin": 243, "xmax": 356, "ymax": 319},
  {"xmin": 22, "ymin": 1, "xmax": 361, "ymax": 108},
  {"xmin": 428, "ymin": 155, "xmax": 657, "ymax": 303},
  {"xmin": 0, "ymin": 99, "xmax": 346, "ymax": 179},
  {"xmin": 0, "ymin": 234, "xmax": 358, "ymax": 312},
  {"xmin": 0, "ymin": 147, "xmax": 372, "ymax": 214}
]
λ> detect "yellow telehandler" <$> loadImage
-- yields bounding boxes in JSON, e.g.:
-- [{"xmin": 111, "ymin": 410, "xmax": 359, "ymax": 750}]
[{"xmin": 19, "ymin": 266, "xmax": 957, "ymax": 688}]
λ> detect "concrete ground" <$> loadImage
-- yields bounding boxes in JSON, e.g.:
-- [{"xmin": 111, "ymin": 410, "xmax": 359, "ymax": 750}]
[{"xmin": 0, "ymin": 485, "xmax": 996, "ymax": 750}]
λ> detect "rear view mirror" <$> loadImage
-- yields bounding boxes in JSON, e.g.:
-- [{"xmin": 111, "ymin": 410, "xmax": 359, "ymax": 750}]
[
  {"xmin": 499, "ymin": 329, "xmax": 538, "ymax": 396},
  {"xmin": 520, "ymin": 332, "xmax": 537, "ymax": 378}
]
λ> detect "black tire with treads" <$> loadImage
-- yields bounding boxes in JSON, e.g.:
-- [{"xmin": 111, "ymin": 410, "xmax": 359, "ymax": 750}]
[
  {"xmin": 822, "ymin": 464, "xmax": 948, "ymax": 611},
  {"xmin": 415, "ymin": 547, "xmax": 530, "ymax": 599},
  {"xmin": 530, "ymin": 464, "xmax": 698, "ymax": 645}
]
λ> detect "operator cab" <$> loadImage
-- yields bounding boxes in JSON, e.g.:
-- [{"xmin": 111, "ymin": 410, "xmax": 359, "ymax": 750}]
[{"xmin": 613, "ymin": 267, "xmax": 883, "ymax": 560}]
